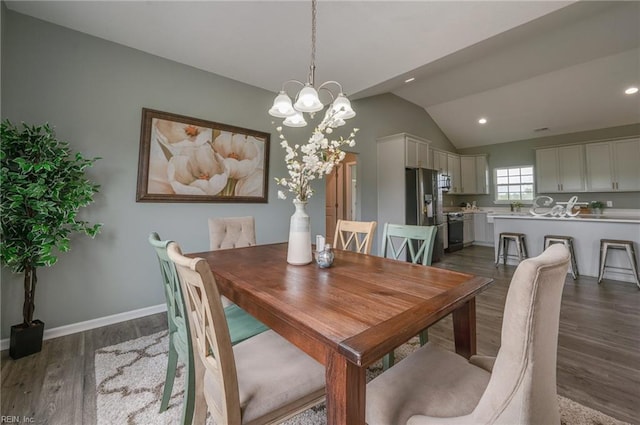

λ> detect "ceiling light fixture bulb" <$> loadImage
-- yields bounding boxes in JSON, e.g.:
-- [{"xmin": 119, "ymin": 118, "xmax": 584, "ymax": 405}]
[
  {"xmin": 404, "ymin": 77, "xmax": 415, "ymax": 83},
  {"xmin": 478, "ymin": 118, "xmax": 487, "ymax": 124},
  {"xmin": 625, "ymin": 86, "xmax": 638, "ymax": 95}
]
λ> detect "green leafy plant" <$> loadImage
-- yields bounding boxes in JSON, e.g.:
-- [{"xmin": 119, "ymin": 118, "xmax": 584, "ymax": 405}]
[
  {"xmin": 0, "ymin": 120, "xmax": 102, "ymax": 327},
  {"xmin": 590, "ymin": 201, "xmax": 605, "ymax": 210}
]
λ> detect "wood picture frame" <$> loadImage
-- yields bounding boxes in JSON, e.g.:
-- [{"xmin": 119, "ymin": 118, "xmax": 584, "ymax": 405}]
[{"xmin": 136, "ymin": 108, "xmax": 270, "ymax": 203}]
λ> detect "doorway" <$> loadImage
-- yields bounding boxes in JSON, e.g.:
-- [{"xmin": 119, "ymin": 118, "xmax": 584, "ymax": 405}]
[{"xmin": 326, "ymin": 152, "xmax": 358, "ymax": 242}]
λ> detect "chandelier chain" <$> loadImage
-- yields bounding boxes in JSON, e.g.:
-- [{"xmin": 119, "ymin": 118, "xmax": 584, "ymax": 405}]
[{"xmin": 309, "ymin": 0, "xmax": 317, "ymax": 85}]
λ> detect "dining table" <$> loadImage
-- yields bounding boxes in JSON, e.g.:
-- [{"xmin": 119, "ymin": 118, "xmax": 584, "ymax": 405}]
[{"xmin": 189, "ymin": 242, "xmax": 494, "ymax": 425}]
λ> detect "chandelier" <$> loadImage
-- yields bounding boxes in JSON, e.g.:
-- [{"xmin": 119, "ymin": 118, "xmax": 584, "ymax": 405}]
[{"xmin": 268, "ymin": 0, "xmax": 356, "ymax": 128}]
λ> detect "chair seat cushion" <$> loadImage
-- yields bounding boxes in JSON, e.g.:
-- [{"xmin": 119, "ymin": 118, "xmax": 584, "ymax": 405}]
[
  {"xmin": 366, "ymin": 342, "xmax": 490, "ymax": 425},
  {"xmin": 204, "ymin": 330, "xmax": 325, "ymax": 424},
  {"xmin": 224, "ymin": 304, "xmax": 269, "ymax": 345}
]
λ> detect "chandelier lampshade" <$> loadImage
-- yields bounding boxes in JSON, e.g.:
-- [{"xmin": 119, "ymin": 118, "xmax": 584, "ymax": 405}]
[
  {"xmin": 268, "ymin": 0, "xmax": 355, "ymax": 127},
  {"xmin": 269, "ymin": 91, "xmax": 296, "ymax": 118},
  {"xmin": 283, "ymin": 111, "xmax": 307, "ymax": 128},
  {"xmin": 331, "ymin": 93, "xmax": 355, "ymax": 119},
  {"xmin": 293, "ymin": 85, "xmax": 324, "ymax": 113}
]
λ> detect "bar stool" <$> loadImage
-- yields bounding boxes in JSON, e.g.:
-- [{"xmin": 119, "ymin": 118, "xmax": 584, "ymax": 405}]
[
  {"xmin": 495, "ymin": 232, "xmax": 528, "ymax": 267},
  {"xmin": 544, "ymin": 235, "xmax": 579, "ymax": 279},
  {"xmin": 598, "ymin": 239, "xmax": 640, "ymax": 289}
]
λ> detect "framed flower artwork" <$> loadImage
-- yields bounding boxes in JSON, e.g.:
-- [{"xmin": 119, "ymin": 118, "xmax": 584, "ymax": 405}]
[{"xmin": 136, "ymin": 108, "xmax": 270, "ymax": 203}]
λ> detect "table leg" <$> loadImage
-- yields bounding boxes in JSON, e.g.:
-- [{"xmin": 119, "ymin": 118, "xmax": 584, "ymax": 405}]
[
  {"xmin": 325, "ymin": 350, "xmax": 366, "ymax": 425},
  {"xmin": 452, "ymin": 299, "xmax": 476, "ymax": 359}
]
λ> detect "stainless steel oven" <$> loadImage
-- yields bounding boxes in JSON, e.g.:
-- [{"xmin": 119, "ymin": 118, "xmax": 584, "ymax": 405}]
[{"xmin": 447, "ymin": 212, "xmax": 464, "ymax": 252}]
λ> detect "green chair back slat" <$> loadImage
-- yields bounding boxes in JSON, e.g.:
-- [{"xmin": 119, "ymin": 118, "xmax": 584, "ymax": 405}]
[
  {"xmin": 149, "ymin": 232, "xmax": 195, "ymax": 425},
  {"xmin": 381, "ymin": 223, "xmax": 438, "ymax": 266}
]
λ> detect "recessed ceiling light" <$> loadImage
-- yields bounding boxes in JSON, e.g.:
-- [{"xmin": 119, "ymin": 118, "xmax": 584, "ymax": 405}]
[
  {"xmin": 625, "ymin": 86, "xmax": 638, "ymax": 95},
  {"xmin": 478, "ymin": 118, "xmax": 487, "ymax": 124},
  {"xmin": 404, "ymin": 77, "xmax": 415, "ymax": 83}
]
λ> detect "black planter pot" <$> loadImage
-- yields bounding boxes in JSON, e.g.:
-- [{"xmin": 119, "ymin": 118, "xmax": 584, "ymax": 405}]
[{"xmin": 9, "ymin": 320, "xmax": 45, "ymax": 360}]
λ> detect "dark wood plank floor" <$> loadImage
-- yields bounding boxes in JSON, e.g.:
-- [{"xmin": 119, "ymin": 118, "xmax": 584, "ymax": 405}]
[{"xmin": 1, "ymin": 246, "xmax": 638, "ymax": 424}]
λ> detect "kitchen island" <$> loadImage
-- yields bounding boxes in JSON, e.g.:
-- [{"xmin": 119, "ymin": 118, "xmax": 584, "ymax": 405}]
[{"xmin": 491, "ymin": 213, "xmax": 640, "ymax": 283}]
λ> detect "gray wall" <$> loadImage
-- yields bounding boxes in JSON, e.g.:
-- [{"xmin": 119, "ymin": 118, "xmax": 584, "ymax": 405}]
[
  {"xmin": 455, "ymin": 124, "xmax": 640, "ymax": 208},
  {"xmin": 0, "ymin": 10, "xmax": 455, "ymax": 337}
]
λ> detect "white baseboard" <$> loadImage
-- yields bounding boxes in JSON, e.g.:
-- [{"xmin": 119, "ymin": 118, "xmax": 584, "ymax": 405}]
[{"xmin": 0, "ymin": 303, "xmax": 167, "ymax": 351}]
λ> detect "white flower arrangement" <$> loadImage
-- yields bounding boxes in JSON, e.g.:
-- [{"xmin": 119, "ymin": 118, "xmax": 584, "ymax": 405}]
[{"xmin": 275, "ymin": 110, "xmax": 358, "ymax": 202}]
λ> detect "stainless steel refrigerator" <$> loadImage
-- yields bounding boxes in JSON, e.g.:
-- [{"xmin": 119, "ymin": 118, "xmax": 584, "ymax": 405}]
[{"xmin": 405, "ymin": 168, "xmax": 445, "ymax": 262}]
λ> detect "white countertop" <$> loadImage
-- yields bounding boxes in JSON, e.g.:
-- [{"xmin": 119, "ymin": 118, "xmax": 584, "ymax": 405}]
[{"xmin": 488, "ymin": 213, "xmax": 640, "ymax": 224}]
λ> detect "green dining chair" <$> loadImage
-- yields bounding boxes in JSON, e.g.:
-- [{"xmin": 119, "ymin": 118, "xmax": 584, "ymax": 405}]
[
  {"xmin": 380, "ymin": 223, "xmax": 438, "ymax": 369},
  {"xmin": 149, "ymin": 233, "xmax": 269, "ymax": 425},
  {"xmin": 149, "ymin": 232, "xmax": 195, "ymax": 425}
]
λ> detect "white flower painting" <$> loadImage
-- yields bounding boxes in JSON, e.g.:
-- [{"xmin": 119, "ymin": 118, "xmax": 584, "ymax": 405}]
[{"xmin": 137, "ymin": 109, "xmax": 269, "ymax": 203}]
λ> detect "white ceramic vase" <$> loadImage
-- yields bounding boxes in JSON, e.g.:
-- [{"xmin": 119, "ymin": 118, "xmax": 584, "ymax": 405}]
[{"xmin": 287, "ymin": 199, "xmax": 312, "ymax": 265}]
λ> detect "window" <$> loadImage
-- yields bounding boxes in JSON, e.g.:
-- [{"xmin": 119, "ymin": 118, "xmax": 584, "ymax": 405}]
[{"xmin": 494, "ymin": 166, "xmax": 534, "ymax": 203}]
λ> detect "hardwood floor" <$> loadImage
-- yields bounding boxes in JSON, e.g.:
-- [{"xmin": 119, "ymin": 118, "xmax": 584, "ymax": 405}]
[{"xmin": 1, "ymin": 246, "xmax": 638, "ymax": 424}]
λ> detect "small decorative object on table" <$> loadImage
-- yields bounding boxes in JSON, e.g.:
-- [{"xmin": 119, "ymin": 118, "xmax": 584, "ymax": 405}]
[
  {"xmin": 316, "ymin": 244, "xmax": 335, "ymax": 268},
  {"xmin": 275, "ymin": 109, "xmax": 358, "ymax": 265}
]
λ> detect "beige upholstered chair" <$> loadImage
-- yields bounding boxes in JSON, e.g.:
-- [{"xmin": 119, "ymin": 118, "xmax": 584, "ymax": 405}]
[
  {"xmin": 366, "ymin": 244, "xmax": 570, "ymax": 425},
  {"xmin": 208, "ymin": 216, "xmax": 256, "ymax": 307},
  {"xmin": 208, "ymin": 216, "xmax": 256, "ymax": 251},
  {"xmin": 333, "ymin": 219, "xmax": 377, "ymax": 254},
  {"xmin": 167, "ymin": 242, "xmax": 325, "ymax": 425}
]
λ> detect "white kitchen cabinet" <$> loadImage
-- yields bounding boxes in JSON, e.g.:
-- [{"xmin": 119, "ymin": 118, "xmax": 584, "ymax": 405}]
[
  {"xmin": 460, "ymin": 156, "xmax": 476, "ymax": 194},
  {"xmin": 535, "ymin": 146, "xmax": 585, "ymax": 193},
  {"xmin": 447, "ymin": 153, "xmax": 461, "ymax": 193},
  {"xmin": 586, "ymin": 138, "xmax": 640, "ymax": 192},
  {"xmin": 432, "ymin": 149, "xmax": 448, "ymax": 174},
  {"xmin": 459, "ymin": 155, "xmax": 489, "ymax": 194},
  {"xmin": 404, "ymin": 135, "xmax": 431, "ymax": 169},
  {"xmin": 377, "ymin": 133, "xmax": 431, "ymax": 170},
  {"xmin": 472, "ymin": 213, "xmax": 494, "ymax": 246},
  {"xmin": 463, "ymin": 213, "xmax": 474, "ymax": 246},
  {"xmin": 475, "ymin": 156, "xmax": 489, "ymax": 194}
]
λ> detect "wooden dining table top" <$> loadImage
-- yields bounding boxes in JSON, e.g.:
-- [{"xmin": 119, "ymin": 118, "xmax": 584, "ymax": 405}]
[{"xmin": 189, "ymin": 242, "xmax": 494, "ymax": 368}]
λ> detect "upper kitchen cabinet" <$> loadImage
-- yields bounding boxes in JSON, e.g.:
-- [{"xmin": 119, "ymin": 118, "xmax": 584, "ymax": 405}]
[
  {"xmin": 431, "ymin": 149, "xmax": 449, "ymax": 174},
  {"xmin": 535, "ymin": 145, "xmax": 585, "ymax": 193},
  {"xmin": 460, "ymin": 155, "xmax": 489, "ymax": 194},
  {"xmin": 376, "ymin": 133, "xmax": 430, "ymax": 169},
  {"xmin": 586, "ymin": 138, "xmax": 640, "ymax": 192},
  {"xmin": 447, "ymin": 153, "xmax": 461, "ymax": 193}
]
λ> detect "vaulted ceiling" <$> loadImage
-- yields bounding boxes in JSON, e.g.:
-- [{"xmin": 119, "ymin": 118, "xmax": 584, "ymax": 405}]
[{"xmin": 6, "ymin": 1, "xmax": 639, "ymax": 149}]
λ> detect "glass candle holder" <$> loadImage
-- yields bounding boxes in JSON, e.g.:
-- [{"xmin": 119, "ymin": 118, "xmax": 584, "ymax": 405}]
[{"xmin": 315, "ymin": 244, "xmax": 334, "ymax": 268}]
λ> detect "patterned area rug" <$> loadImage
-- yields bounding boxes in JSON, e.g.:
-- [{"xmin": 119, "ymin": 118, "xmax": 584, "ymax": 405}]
[{"xmin": 95, "ymin": 331, "xmax": 630, "ymax": 425}]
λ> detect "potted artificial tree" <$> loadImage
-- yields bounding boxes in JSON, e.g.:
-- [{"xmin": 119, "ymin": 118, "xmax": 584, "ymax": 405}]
[{"xmin": 0, "ymin": 120, "xmax": 102, "ymax": 359}]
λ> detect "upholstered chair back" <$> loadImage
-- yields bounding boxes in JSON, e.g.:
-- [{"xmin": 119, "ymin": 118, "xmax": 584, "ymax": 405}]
[
  {"xmin": 208, "ymin": 216, "xmax": 256, "ymax": 251},
  {"xmin": 471, "ymin": 243, "xmax": 570, "ymax": 424}
]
